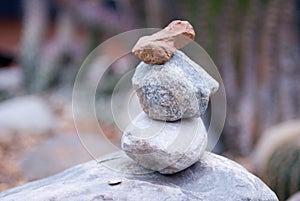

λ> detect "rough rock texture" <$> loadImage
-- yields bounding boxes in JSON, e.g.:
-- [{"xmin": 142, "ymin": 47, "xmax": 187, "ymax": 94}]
[
  {"xmin": 121, "ymin": 113, "xmax": 207, "ymax": 174},
  {"xmin": 132, "ymin": 50, "xmax": 219, "ymax": 121},
  {"xmin": 0, "ymin": 96, "xmax": 54, "ymax": 132},
  {"xmin": 132, "ymin": 20, "xmax": 195, "ymax": 64},
  {"xmin": 0, "ymin": 151, "xmax": 278, "ymax": 201}
]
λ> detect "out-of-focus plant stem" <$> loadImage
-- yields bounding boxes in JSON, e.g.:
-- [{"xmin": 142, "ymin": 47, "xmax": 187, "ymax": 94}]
[{"xmin": 20, "ymin": 0, "xmax": 48, "ymax": 93}]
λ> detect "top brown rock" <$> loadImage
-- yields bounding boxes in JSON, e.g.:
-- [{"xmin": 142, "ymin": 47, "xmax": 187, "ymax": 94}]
[{"xmin": 132, "ymin": 20, "xmax": 195, "ymax": 64}]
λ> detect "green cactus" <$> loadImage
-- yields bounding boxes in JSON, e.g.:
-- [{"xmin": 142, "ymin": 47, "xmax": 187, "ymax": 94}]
[{"xmin": 264, "ymin": 140, "xmax": 300, "ymax": 201}]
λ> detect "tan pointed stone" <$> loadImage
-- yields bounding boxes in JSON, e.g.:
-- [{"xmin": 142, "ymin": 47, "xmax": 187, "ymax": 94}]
[{"xmin": 132, "ymin": 20, "xmax": 195, "ymax": 64}]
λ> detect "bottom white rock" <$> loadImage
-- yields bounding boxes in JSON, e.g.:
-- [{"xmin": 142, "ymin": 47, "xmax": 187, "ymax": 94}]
[{"xmin": 121, "ymin": 112, "xmax": 207, "ymax": 174}]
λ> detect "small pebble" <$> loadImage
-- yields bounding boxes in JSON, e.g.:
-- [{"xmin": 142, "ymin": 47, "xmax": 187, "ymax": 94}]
[{"xmin": 108, "ymin": 178, "xmax": 122, "ymax": 186}]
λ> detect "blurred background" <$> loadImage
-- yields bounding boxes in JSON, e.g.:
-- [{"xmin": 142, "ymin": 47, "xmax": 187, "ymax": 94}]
[{"xmin": 0, "ymin": 0, "xmax": 299, "ymax": 200}]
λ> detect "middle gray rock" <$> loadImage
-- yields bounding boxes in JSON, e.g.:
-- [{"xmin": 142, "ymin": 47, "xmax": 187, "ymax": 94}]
[{"xmin": 132, "ymin": 50, "xmax": 219, "ymax": 121}]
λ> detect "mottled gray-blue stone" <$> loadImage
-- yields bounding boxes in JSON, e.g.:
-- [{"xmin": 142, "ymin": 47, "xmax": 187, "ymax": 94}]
[
  {"xmin": 132, "ymin": 50, "xmax": 219, "ymax": 121},
  {"xmin": 0, "ymin": 151, "xmax": 278, "ymax": 201}
]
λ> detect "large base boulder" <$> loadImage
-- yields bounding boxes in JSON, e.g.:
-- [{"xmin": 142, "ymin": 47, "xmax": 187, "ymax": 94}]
[{"xmin": 0, "ymin": 151, "xmax": 278, "ymax": 201}]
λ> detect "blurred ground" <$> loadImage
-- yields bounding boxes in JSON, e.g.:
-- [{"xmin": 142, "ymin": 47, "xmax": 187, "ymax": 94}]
[{"xmin": 0, "ymin": 94, "xmax": 121, "ymax": 191}]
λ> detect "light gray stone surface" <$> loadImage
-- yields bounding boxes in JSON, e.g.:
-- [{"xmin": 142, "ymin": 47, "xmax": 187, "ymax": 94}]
[
  {"xmin": 0, "ymin": 151, "xmax": 278, "ymax": 201},
  {"xmin": 132, "ymin": 50, "xmax": 219, "ymax": 121},
  {"xmin": 0, "ymin": 96, "xmax": 54, "ymax": 132},
  {"xmin": 121, "ymin": 112, "xmax": 207, "ymax": 174},
  {"xmin": 0, "ymin": 68, "xmax": 21, "ymax": 91},
  {"xmin": 20, "ymin": 134, "xmax": 116, "ymax": 180}
]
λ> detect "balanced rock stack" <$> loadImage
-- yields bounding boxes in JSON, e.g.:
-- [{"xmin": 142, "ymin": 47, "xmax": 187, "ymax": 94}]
[
  {"xmin": 0, "ymin": 20, "xmax": 278, "ymax": 201},
  {"xmin": 121, "ymin": 20, "xmax": 219, "ymax": 174}
]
